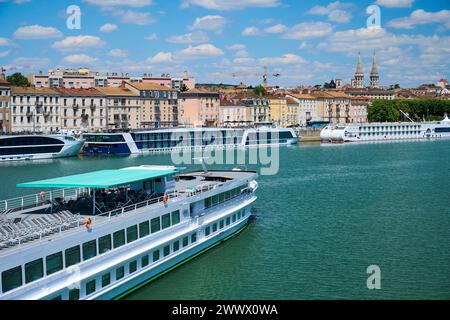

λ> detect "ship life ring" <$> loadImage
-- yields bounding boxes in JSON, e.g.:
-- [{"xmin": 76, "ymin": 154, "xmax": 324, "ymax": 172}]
[
  {"xmin": 84, "ymin": 217, "xmax": 92, "ymax": 229},
  {"xmin": 163, "ymin": 194, "xmax": 169, "ymax": 205}
]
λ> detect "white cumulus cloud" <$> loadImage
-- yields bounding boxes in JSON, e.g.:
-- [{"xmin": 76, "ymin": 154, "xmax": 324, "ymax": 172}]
[
  {"xmin": 62, "ymin": 54, "xmax": 98, "ymax": 65},
  {"xmin": 180, "ymin": 0, "xmax": 280, "ymax": 10},
  {"xmin": 242, "ymin": 26, "xmax": 261, "ymax": 36},
  {"xmin": 108, "ymin": 49, "xmax": 128, "ymax": 57},
  {"xmin": 283, "ymin": 22, "xmax": 333, "ymax": 40},
  {"xmin": 308, "ymin": 2, "xmax": 353, "ymax": 24},
  {"xmin": 387, "ymin": 9, "xmax": 450, "ymax": 29},
  {"xmin": 226, "ymin": 44, "xmax": 246, "ymax": 50},
  {"xmin": 375, "ymin": 0, "xmax": 414, "ymax": 8},
  {"xmin": 100, "ymin": 23, "xmax": 118, "ymax": 33},
  {"xmin": 167, "ymin": 31, "xmax": 209, "ymax": 44},
  {"xmin": 147, "ymin": 52, "xmax": 173, "ymax": 64},
  {"xmin": 259, "ymin": 54, "xmax": 306, "ymax": 66},
  {"xmin": 145, "ymin": 33, "xmax": 158, "ymax": 40},
  {"xmin": 52, "ymin": 35, "xmax": 105, "ymax": 51},
  {"xmin": 190, "ymin": 15, "xmax": 227, "ymax": 32},
  {"xmin": 13, "ymin": 25, "xmax": 63, "ymax": 39},
  {"xmin": 178, "ymin": 44, "xmax": 224, "ymax": 59},
  {"xmin": 264, "ymin": 24, "xmax": 288, "ymax": 34},
  {"xmin": 0, "ymin": 38, "xmax": 13, "ymax": 46},
  {"xmin": 83, "ymin": 0, "xmax": 152, "ymax": 7}
]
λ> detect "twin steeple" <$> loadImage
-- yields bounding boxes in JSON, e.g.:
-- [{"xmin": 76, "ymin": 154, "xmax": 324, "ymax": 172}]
[
  {"xmin": 351, "ymin": 51, "xmax": 379, "ymax": 89},
  {"xmin": 370, "ymin": 52, "xmax": 379, "ymax": 88}
]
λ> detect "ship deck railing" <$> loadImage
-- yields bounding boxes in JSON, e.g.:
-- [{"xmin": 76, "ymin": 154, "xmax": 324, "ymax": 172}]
[
  {"xmin": 0, "ymin": 187, "xmax": 90, "ymax": 213},
  {"xmin": 0, "ymin": 182, "xmax": 220, "ymax": 255}
]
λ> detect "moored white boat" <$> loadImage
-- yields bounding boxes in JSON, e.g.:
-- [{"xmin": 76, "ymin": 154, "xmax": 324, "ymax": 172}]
[
  {"xmin": 0, "ymin": 135, "xmax": 84, "ymax": 162},
  {"xmin": 0, "ymin": 165, "xmax": 258, "ymax": 300},
  {"xmin": 83, "ymin": 127, "xmax": 299, "ymax": 155},
  {"xmin": 320, "ymin": 115, "xmax": 450, "ymax": 143}
]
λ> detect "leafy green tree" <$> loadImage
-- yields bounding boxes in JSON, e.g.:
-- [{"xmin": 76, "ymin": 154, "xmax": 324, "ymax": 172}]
[
  {"xmin": 6, "ymin": 73, "xmax": 30, "ymax": 86},
  {"xmin": 368, "ymin": 99, "xmax": 450, "ymax": 122},
  {"xmin": 254, "ymin": 85, "xmax": 266, "ymax": 96}
]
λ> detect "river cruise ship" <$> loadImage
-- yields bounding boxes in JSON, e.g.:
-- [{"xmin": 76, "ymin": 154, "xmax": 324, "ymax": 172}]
[
  {"xmin": 83, "ymin": 127, "xmax": 298, "ymax": 155},
  {"xmin": 0, "ymin": 135, "xmax": 84, "ymax": 162},
  {"xmin": 0, "ymin": 165, "xmax": 258, "ymax": 300},
  {"xmin": 320, "ymin": 115, "xmax": 450, "ymax": 143}
]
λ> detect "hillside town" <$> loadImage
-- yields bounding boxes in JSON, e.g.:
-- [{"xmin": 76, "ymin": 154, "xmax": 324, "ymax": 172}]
[{"xmin": 0, "ymin": 54, "xmax": 449, "ymax": 135}]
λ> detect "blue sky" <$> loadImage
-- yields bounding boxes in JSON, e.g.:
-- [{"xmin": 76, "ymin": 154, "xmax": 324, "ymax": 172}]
[{"xmin": 0, "ymin": 0, "xmax": 449, "ymax": 87}]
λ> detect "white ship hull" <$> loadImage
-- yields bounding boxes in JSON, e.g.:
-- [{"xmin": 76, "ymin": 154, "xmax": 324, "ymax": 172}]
[
  {"xmin": 98, "ymin": 216, "xmax": 251, "ymax": 300},
  {"xmin": 0, "ymin": 135, "xmax": 84, "ymax": 162},
  {"xmin": 320, "ymin": 117, "xmax": 450, "ymax": 144},
  {"xmin": 0, "ymin": 167, "xmax": 258, "ymax": 300}
]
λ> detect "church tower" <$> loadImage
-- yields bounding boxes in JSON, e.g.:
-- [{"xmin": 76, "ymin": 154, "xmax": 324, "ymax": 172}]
[
  {"xmin": 370, "ymin": 52, "xmax": 379, "ymax": 88},
  {"xmin": 351, "ymin": 52, "xmax": 364, "ymax": 88}
]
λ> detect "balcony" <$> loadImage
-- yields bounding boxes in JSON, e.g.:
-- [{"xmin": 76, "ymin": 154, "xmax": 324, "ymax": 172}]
[
  {"xmin": 72, "ymin": 104, "xmax": 79, "ymax": 110},
  {"xmin": 90, "ymin": 104, "xmax": 97, "ymax": 110}
]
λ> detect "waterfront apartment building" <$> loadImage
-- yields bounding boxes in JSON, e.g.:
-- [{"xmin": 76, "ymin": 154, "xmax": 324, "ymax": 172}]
[
  {"xmin": 287, "ymin": 93, "xmax": 318, "ymax": 126},
  {"xmin": 178, "ymin": 89, "xmax": 220, "ymax": 127},
  {"xmin": 312, "ymin": 91, "xmax": 352, "ymax": 124},
  {"xmin": 33, "ymin": 68, "xmax": 196, "ymax": 91},
  {"xmin": 95, "ymin": 87, "xmax": 140, "ymax": 130},
  {"xmin": 349, "ymin": 97, "xmax": 369, "ymax": 123},
  {"xmin": 241, "ymin": 98, "xmax": 271, "ymax": 126},
  {"xmin": 269, "ymin": 97, "xmax": 297, "ymax": 127},
  {"xmin": 124, "ymin": 82, "xmax": 178, "ymax": 128},
  {"xmin": 219, "ymin": 99, "xmax": 252, "ymax": 127},
  {"xmin": 55, "ymin": 88, "xmax": 107, "ymax": 132},
  {"xmin": 10, "ymin": 87, "xmax": 62, "ymax": 133},
  {"xmin": 0, "ymin": 78, "xmax": 10, "ymax": 133}
]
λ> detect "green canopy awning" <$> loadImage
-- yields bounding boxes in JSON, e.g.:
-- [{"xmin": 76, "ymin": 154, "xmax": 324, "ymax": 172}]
[{"xmin": 17, "ymin": 167, "xmax": 177, "ymax": 189}]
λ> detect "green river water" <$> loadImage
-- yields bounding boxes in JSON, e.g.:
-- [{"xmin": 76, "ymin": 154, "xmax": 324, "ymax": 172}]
[{"xmin": 0, "ymin": 140, "xmax": 449, "ymax": 299}]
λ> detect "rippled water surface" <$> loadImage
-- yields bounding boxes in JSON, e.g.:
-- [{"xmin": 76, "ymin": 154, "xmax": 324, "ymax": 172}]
[{"xmin": 1, "ymin": 140, "xmax": 449, "ymax": 299}]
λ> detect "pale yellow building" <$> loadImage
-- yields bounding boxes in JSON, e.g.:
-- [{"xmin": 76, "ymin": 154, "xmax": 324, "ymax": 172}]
[
  {"xmin": 311, "ymin": 91, "xmax": 352, "ymax": 124},
  {"xmin": 95, "ymin": 87, "xmax": 141, "ymax": 130},
  {"xmin": 125, "ymin": 82, "xmax": 178, "ymax": 128},
  {"xmin": 269, "ymin": 97, "xmax": 298, "ymax": 127}
]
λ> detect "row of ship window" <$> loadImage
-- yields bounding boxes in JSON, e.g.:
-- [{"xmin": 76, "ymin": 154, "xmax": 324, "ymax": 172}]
[
  {"xmin": 0, "ymin": 210, "xmax": 180, "ymax": 294},
  {"xmin": 204, "ymin": 209, "xmax": 246, "ymax": 238},
  {"xmin": 204, "ymin": 187, "xmax": 242, "ymax": 210},
  {"xmin": 53, "ymin": 231, "xmax": 198, "ymax": 300},
  {"xmin": 360, "ymin": 125, "xmax": 421, "ymax": 131},
  {"xmin": 53, "ymin": 208, "xmax": 247, "ymax": 300},
  {"xmin": 360, "ymin": 131, "xmax": 420, "ymax": 136}
]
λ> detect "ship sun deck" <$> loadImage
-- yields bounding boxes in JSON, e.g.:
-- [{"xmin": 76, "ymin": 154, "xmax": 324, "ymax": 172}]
[{"xmin": 0, "ymin": 166, "xmax": 255, "ymax": 256}]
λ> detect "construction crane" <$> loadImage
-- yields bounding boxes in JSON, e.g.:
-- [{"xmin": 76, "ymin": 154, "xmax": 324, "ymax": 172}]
[
  {"xmin": 262, "ymin": 66, "xmax": 281, "ymax": 87},
  {"xmin": 231, "ymin": 66, "xmax": 281, "ymax": 86}
]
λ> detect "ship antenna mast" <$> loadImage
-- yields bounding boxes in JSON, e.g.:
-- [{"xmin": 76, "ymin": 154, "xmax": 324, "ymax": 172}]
[
  {"xmin": 399, "ymin": 109, "xmax": 415, "ymax": 123},
  {"xmin": 193, "ymin": 157, "xmax": 210, "ymax": 174}
]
